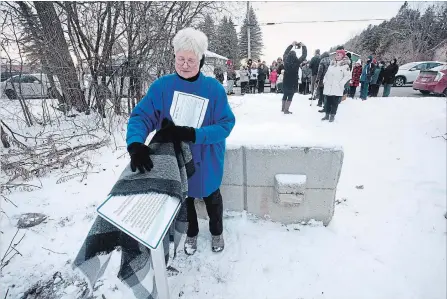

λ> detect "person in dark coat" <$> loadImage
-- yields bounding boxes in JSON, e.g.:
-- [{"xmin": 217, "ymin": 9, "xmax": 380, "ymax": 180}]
[
  {"xmin": 382, "ymin": 58, "xmax": 399, "ymax": 97},
  {"xmin": 281, "ymin": 41, "xmax": 307, "ymax": 114},
  {"xmin": 309, "ymin": 49, "xmax": 321, "ymax": 95},
  {"xmin": 257, "ymin": 62, "xmax": 267, "ymax": 93},
  {"xmin": 316, "ymin": 51, "xmax": 330, "ymax": 110},
  {"xmin": 359, "ymin": 55, "xmax": 375, "ymax": 100}
]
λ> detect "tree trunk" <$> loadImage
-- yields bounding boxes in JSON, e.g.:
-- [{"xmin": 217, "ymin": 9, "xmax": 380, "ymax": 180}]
[
  {"xmin": 34, "ymin": 1, "xmax": 87, "ymax": 112},
  {"xmin": 1, "ymin": 125, "xmax": 11, "ymax": 148}
]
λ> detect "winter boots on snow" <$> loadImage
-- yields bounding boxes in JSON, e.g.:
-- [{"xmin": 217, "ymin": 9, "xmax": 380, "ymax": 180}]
[
  {"xmin": 184, "ymin": 234, "xmax": 225, "ymax": 255},
  {"xmin": 281, "ymin": 100, "xmax": 285, "ymax": 112},
  {"xmin": 212, "ymin": 235, "xmax": 225, "ymax": 252},
  {"xmin": 184, "ymin": 235, "xmax": 198, "ymax": 255},
  {"xmin": 321, "ymin": 114, "xmax": 335, "ymax": 122},
  {"xmin": 284, "ymin": 101, "xmax": 292, "ymax": 114}
]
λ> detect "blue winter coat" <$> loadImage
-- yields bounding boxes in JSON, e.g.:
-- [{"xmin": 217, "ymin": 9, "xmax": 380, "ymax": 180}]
[
  {"xmin": 360, "ymin": 62, "xmax": 375, "ymax": 83},
  {"xmin": 370, "ymin": 66, "xmax": 382, "ymax": 85},
  {"xmin": 126, "ymin": 73, "xmax": 236, "ymax": 198}
]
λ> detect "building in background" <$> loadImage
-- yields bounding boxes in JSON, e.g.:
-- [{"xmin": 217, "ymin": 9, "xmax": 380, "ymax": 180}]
[{"xmin": 202, "ymin": 50, "xmax": 228, "ymax": 78}]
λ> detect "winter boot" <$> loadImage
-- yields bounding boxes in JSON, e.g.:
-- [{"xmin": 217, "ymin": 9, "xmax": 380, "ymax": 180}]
[
  {"xmin": 284, "ymin": 101, "xmax": 293, "ymax": 114},
  {"xmin": 318, "ymin": 108, "xmax": 325, "ymax": 113},
  {"xmin": 212, "ymin": 234, "xmax": 225, "ymax": 252},
  {"xmin": 329, "ymin": 114, "xmax": 335, "ymax": 122},
  {"xmin": 321, "ymin": 113, "xmax": 329, "ymax": 121},
  {"xmin": 281, "ymin": 100, "xmax": 286, "ymax": 112},
  {"xmin": 184, "ymin": 235, "xmax": 198, "ymax": 255}
]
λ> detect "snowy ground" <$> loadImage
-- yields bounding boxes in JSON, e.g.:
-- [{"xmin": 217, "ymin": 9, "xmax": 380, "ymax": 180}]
[{"xmin": 1, "ymin": 94, "xmax": 446, "ymax": 299}]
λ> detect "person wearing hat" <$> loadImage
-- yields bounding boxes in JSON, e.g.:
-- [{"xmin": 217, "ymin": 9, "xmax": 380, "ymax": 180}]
[
  {"xmin": 321, "ymin": 49, "xmax": 351, "ymax": 122},
  {"xmin": 126, "ymin": 27, "xmax": 236, "ymax": 255},
  {"xmin": 349, "ymin": 59, "xmax": 363, "ymax": 98},
  {"xmin": 382, "ymin": 59, "xmax": 399, "ymax": 97},
  {"xmin": 359, "ymin": 55, "xmax": 375, "ymax": 100}
]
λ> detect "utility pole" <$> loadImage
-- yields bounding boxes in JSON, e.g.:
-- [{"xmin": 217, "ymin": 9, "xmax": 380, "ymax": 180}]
[{"xmin": 247, "ymin": 1, "xmax": 251, "ymax": 59}]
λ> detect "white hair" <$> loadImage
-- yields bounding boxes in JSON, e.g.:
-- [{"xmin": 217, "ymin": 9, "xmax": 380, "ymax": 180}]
[{"xmin": 172, "ymin": 27, "xmax": 208, "ymax": 59}]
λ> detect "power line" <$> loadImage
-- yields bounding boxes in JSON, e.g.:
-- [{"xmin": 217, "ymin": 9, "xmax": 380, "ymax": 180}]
[{"xmin": 239, "ymin": 18, "xmax": 389, "ymax": 27}]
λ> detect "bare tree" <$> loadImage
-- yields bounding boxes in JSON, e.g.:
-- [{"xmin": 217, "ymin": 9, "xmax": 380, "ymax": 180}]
[{"xmin": 34, "ymin": 1, "xmax": 87, "ymax": 112}]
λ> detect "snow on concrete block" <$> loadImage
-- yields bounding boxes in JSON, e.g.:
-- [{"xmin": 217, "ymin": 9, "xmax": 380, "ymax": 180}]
[
  {"xmin": 274, "ymin": 174, "xmax": 307, "ymax": 206},
  {"xmin": 221, "ymin": 145, "xmax": 244, "ymax": 186},
  {"xmin": 275, "ymin": 174, "xmax": 307, "ymax": 194},
  {"xmin": 245, "ymin": 146, "xmax": 344, "ymax": 189}
]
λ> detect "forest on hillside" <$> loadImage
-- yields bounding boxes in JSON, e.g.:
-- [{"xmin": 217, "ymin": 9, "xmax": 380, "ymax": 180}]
[{"xmin": 339, "ymin": 2, "xmax": 447, "ymax": 63}]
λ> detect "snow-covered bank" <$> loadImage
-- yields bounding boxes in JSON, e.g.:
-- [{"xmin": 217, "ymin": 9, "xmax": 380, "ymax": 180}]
[{"xmin": 1, "ymin": 94, "xmax": 446, "ymax": 299}]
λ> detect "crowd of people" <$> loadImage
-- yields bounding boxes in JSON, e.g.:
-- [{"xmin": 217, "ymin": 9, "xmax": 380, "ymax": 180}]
[{"xmin": 218, "ymin": 43, "xmax": 400, "ymax": 121}]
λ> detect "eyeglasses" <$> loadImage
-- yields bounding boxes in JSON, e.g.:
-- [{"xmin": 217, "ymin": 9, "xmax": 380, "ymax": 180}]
[{"xmin": 175, "ymin": 57, "xmax": 198, "ymax": 67}]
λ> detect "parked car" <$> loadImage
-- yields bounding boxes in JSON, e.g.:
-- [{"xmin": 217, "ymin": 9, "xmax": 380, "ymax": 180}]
[
  {"xmin": 413, "ymin": 64, "xmax": 447, "ymax": 96},
  {"xmin": 394, "ymin": 61, "xmax": 446, "ymax": 87},
  {"xmin": 0, "ymin": 73, "xmax": 59, "ymax": 99},
  {"xmin": 1, "ymin": 71, "xmax": 22, "ymax": 82}
]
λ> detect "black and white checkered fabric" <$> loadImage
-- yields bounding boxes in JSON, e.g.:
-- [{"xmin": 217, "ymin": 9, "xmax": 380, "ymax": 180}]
[{"xmin": 73, "ymin": 120, "xmax": 194, "ymax": 298}]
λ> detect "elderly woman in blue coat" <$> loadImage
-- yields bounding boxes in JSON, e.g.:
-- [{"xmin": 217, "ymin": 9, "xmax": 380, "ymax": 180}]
[{"xmin": 126, "ymin": 28, "xmax": 236, "ymax": 255}]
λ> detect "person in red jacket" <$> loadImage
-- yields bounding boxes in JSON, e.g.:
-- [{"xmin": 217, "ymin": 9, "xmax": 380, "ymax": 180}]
[
  {"xmin": 269, "ymin": 68, "xmax": 278, "ymax": 92},
  {"xmin": 349, "ymin": 60, "xmax": 362, "ymax": 98}
]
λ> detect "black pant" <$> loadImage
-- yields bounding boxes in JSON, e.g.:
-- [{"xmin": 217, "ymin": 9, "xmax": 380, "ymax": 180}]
[
  {"xmin": 370, "ymin": 84, "xmax": 380, "ymax": 97},
  {"xmin": 186, "ymin": 189, "xmax": 223, "ymax": 237},
  {"xmin": 257, "ymin": 80, "xmax": 265, "ymax": 93},
  {"xmin": 349, "ymin": 86, "xmax": 357, "ymax": 98},
  {"xmin": 317, "ymin": 86, "xmax": 324, "ymax": 106},
  {"xmin": 241, "ymin": 81, "xmax": 248, "ymax": 94},
  {"xmin": 249, "ymin": 80, "xmax": 257, "ymax": 93},
  {"xmin": 282, "ymin": 92, "xmax": 294, "ymax": 101},
  {"xmin": 326, "ymin": 95, "xmax": 341, "ymax": 115}
]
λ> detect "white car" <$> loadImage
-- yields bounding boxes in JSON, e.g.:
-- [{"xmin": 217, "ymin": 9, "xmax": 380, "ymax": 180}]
[
  {"xmin": 0, "ymin": 73, "xmax": 59, "ymax": 99},
  {"xmin": 394, "ymin": 61, "xmax": 446, "ymax": 87}
]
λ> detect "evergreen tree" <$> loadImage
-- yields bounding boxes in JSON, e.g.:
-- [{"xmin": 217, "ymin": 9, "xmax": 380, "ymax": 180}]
[
  {"xmin": 215, "ymin": 16, "xmax": 239, "ymax": 65},
  {"xmin": 198, "ymin": 14, "xmax": 217, "ymax": 53},
  {"xmin": 239, "ymin": 6, "xmax": 263, "ymax": 60},
  {"xmin": 341, "ymin": 1, "xmax": 447, "ymax": 63}
]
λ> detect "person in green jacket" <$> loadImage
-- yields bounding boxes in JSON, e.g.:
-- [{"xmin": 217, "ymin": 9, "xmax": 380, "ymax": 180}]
[{"xmin": 369, "ymin": 61, "xmax": 385, "ymax": 97}]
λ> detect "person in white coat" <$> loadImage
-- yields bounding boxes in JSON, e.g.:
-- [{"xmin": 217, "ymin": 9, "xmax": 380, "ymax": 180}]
[{"xmin": 321, "ymin": 49, "xmax": 352, "ymax": 122}]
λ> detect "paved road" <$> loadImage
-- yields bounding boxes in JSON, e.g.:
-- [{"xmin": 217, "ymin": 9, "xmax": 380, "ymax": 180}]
[
  {"xmin": 351, "ymin": 85, "xmax": 439, "ymax": 98},
  {"xmin": 376, "ymin": 85, "xmax": 426, "ymax": 98}
]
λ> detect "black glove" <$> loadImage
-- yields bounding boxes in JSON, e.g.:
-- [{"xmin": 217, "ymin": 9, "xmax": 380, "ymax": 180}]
[
  {"xmin": 162, "ymin": 118, "xmax": 196, "ymax": 143},
  {"xmin": 127, "ymin": 142, "xmax": 154, "ymax": 173}
]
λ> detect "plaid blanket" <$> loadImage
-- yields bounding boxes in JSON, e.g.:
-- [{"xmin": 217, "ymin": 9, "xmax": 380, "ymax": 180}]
[{"xmin": 73, "ymin": 119, "xmax": 195, "ymax": 299}]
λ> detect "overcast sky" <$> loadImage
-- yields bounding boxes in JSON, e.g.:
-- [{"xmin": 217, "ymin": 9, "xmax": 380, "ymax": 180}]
[{"xmin": 235, "ymin": 1, "xmax": 431, "ymax": 63}]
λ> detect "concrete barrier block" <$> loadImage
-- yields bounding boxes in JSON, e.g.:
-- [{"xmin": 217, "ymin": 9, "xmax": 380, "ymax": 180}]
[
  {"xmin": 221, "ymin": 146, "xmax": 244, "ymax": 186},
  {"xmin": 220, "ymin": 185, "xmax": 245, "ymax": 211},
  {"xmin": 246, "ymin": 186, "xmax": 335, "ymax": 226},
  {"xmin": 245, "ymin": 147, "xmax": 343, "ymax": 189},
  {"xmin": 194, "ymin": 185, "xmax": 245, "ymax": 220}
]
